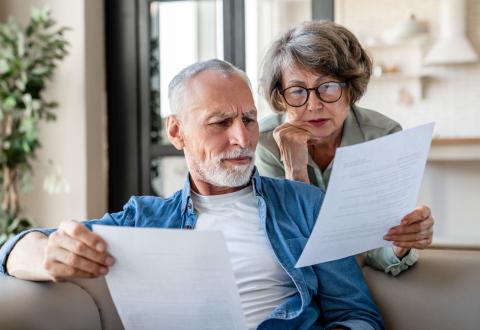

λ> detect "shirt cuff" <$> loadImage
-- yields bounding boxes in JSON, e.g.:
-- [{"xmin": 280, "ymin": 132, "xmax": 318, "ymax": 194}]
[
  {"xmin": 384, "ymin": 248, "xmax": 419, "ymax": 276},
  {"xmin": 0, "ymin": 228, "xmax": 55, "ymax": 276}
]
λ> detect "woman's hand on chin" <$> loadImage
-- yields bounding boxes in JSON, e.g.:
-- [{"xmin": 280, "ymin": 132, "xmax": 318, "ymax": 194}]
[{"xmin": 273, "ymin": 122, "xmax": 316, "ymax": 183}]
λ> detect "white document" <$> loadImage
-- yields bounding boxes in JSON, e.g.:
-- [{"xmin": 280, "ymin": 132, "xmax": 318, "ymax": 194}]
[
  {"xmin": 296, "ymin": 123, "xmax": 434, "ymax": 267},
  {"xmin": 93, "ymin": 225, "xmax": 247, "ymax": 330}
]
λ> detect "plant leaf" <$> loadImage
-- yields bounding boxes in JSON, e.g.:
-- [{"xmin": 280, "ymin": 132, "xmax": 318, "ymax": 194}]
[
  {"xmin": 2, "ymin": 96, "xmax": 16, "ymax": 111},
  {"xmin": 0, "ymin": 59, "xmax": 9, "ymax": 75}
]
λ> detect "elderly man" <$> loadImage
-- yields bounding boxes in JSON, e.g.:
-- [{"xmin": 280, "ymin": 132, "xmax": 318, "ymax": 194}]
[{"xmin": 0, "ymin": 59, "xmax": 383, "ymax": 329}]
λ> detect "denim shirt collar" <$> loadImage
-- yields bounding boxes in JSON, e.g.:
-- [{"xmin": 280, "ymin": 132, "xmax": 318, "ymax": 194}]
[{"xmin": 180, "ymin": 174, "xmax": 193, "ymax": 216}]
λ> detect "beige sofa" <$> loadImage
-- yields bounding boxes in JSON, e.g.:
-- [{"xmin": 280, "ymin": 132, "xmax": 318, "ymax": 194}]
[{"xmin": 1, "ymin": 247, "xmax": 479, "ymax": 329}]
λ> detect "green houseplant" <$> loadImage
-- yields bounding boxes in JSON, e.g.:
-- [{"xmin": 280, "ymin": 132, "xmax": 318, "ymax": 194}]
[{"xmin": 0, "ymin": 7, "xmax": 69, "ymax": 245}]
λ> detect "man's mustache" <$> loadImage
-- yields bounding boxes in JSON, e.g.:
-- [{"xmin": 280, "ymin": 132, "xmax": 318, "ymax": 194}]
[{"xmin": 217, "ymin": 148, "xmax": 255, "ymax": 161}]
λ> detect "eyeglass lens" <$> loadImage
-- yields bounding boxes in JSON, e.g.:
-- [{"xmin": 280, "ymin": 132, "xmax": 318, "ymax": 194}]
[{"xmin": 282, "ymin": 82, "xmax": 344, "ymax": 107}]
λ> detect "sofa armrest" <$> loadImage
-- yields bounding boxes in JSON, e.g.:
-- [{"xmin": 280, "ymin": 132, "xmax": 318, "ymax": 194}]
[
  {"xmin": 0, "ymin": 276, "xmax": 102, "ymax": 330},
  {"xmin": 71, "ymin": 277, "xmax": 124, "ymax": 329},
  {"xmin": 363, "ymin": 248, "xmax": 480, "ymax": 330}
]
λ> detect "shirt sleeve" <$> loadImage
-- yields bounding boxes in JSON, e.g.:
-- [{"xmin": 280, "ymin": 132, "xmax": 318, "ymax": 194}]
[
  {"xmin": 0, "ymin": 206, "xmax": 133, "ymax": 276},
  {"xmin": 315, "ymin": 256, "xmax": 384, "ymax": 330},
  {"xmin": 365, "ymin": 247, "xmax": 419, "ymax": 276}
]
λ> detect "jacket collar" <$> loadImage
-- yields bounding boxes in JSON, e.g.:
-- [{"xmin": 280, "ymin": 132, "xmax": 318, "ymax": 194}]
[{"xmin": 340, "ymin": 105, "xmax": 366, "ymax": 147}]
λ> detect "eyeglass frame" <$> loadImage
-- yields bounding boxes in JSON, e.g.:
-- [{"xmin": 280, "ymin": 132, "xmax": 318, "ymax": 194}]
[{"xmin": 279, "ymin": 81, "xmax": 347, "ymax": 107}]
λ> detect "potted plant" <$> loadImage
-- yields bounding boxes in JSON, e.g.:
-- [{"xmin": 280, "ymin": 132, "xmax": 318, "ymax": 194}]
[{"xmin": 0, "ymin": 7, "xmax": 69, "ymax": 245}]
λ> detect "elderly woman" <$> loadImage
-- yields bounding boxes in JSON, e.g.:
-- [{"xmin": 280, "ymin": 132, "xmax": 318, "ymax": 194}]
[{"xmin": 256, "ymin": 21, "xmax": 434, "ymax": 276}]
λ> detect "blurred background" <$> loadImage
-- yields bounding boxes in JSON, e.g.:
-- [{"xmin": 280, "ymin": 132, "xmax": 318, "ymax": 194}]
[{"xmin": 0, "ymin": 0, "xmax": 478, "ymax": 246}]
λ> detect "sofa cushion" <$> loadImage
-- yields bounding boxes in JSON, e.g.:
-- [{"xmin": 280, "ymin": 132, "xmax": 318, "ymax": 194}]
[{"xmin": 363, "ymin": 248, "xmax": 480, "ymax": 330}]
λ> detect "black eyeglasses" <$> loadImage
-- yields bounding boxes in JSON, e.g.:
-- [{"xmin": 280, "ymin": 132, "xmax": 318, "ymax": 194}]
[{"xmin": 279, "ymin": 81, "xmax": 347, "ymax": 107}]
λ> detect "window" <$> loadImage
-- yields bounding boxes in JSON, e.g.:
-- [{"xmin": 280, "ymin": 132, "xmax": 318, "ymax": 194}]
[
  {"xmin": 245, "ymin": 0, "xmax": 313, "ymax": 119},
  {"xmin": 150, "ymin": 0, "xmax": 224, "ymax": 197}
]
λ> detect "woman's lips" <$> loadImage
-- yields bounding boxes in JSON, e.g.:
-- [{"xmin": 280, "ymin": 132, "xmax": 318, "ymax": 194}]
[{"xmin": 307, "ymin": 119, "xmax": 329, "ymax": 127}]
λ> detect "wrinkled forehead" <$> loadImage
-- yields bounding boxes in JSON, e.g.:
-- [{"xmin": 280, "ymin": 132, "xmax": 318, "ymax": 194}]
[
  {"xmin": 185, "ymin": 70, "xmax": 256, "ymax": 117},
  {"xmin": 281, "ymin": 62, "xmax": 331, "ymax": 84}
]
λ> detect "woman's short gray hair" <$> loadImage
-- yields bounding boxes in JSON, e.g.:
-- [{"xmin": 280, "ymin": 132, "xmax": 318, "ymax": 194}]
[
  {"xmin": 260, "ymin": 20, "xmax": 372, "ymax": 113},
  {"xmin": 168, "ymin": 59, "xmax": 251, "ymax": 117}
]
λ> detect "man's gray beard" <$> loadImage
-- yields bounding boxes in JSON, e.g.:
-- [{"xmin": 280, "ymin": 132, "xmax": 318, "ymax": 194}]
[{"xmin": 188, "ymin": 148, "xmax": 255, "ymax": 188}]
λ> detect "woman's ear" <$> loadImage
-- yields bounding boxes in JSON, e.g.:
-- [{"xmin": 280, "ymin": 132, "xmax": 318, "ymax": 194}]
[
  {"xmin": 274, "ymin": 89, "xmax": 287, "ymax": 112},
  {"xmin": 344, "ymin": 85, "xmax": 353, "ymax": 105},
  {"xmin": 166, "ymin": 115, "xmax": 184, "ymax": 150}
]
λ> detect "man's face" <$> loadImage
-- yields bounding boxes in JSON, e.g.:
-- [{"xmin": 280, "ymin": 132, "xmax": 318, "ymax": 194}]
[{"xmin": 176, "ymin": 70, "xmax": 259, "ymax": 190}]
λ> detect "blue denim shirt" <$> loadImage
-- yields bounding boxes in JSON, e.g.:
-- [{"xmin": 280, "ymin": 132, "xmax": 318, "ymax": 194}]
[{"xmin": 0, "ymin": 169, "xmax": 383, "ymax": 330}]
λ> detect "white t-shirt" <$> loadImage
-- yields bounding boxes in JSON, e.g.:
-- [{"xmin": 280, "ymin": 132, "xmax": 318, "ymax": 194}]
[{"xmin": 192, "ymin": 186, "xmax": 297, "ymax": 329}]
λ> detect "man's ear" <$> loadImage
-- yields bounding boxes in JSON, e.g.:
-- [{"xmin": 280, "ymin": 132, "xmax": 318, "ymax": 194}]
[{"xmin": 166, "ymin": 115, "xmax": 185, "ymax": 150}]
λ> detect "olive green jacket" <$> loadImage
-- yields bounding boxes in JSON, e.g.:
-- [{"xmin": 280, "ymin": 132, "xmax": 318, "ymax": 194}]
[{"xmin": 256, "ymin": 105, "xmax": 418, "ymax": 276}]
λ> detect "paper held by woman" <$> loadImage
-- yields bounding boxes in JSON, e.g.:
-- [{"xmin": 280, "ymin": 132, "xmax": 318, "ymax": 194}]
[{"xmin": 296, "ymin": 123, "xmax": 434, "ymax": 267}]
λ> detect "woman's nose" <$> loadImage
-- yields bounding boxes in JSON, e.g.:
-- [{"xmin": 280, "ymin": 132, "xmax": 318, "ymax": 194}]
[{"xmin": 306, "ymin": 89, "xmax": 324, "ymax": 111}]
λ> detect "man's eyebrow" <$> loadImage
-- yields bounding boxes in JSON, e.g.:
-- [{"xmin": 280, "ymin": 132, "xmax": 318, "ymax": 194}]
[
  {"xmin": 205, "ymin": 111, "xmax": 232, "ymax": 120},
  {"xmin": 206, "ymin": 109, "xmax": 257, "ymax": 120},
  {"xmin": 243, "ymin": 109, "xmax": 257, "ymax": 117}
]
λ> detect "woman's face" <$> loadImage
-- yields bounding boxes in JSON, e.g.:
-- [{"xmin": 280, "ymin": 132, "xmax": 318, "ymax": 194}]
[{"xmin": 280, "ymin": 65, "xmax": 350, "ymax": 141}]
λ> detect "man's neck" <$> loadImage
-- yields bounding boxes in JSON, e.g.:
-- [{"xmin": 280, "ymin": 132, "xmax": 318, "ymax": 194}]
[{"xmin": 189, "ymin": 174, "xmax": 250, "ymax": 196}]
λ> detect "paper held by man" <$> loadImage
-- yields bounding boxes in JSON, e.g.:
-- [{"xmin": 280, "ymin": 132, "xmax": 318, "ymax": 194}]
[
  {"xmin": 93, "ymin": 225, "xmax": 247, "ymax": 330},
  {"xmin": 295, "ymin": 122, "xmax": 435, "ymax": 267}
]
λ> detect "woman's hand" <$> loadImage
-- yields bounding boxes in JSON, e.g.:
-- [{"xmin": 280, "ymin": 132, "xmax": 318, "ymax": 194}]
[
  {"xmin": 384, "ymin": 206, "xmax": 434, "ymax": 258},
  {"xmin": 273, "ymin": 122, "xmax": 316, "ymax": 183}
]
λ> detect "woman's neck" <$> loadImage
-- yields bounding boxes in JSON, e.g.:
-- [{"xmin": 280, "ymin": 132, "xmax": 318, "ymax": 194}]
[{"xmin": 308, "ymin": 127, "xmax": 343, "ymax": 171}]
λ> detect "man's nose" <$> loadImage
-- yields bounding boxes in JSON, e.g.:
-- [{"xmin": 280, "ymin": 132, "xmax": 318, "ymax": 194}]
[{"xmin": 230, "ymin": 120, "xmax": 250, "ymax": 148}]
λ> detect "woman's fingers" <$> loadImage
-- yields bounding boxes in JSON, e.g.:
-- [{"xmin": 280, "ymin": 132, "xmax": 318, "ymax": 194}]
[
  {"xmin": 385, "ymin": 230, "xmax": 433, "ymax": 242},
  {"xmin": 387, "ymin": 217, "xmax": 434, "ymax": 236},
  {"xmin": 383, "ymin": 205, "xmax": 435, "ymax": 250},
  {"xmin": 273, "ymin": 123, "xmax": 312, "ymax": 182},
  {"xmin": 393, "ymin": 238, "xmax": 432, "ymax": 249},
  {"xmin": 384, "ymin": 222, "xmax": 433, "ymax": 242},
  {"xmin": 399, "ymin": 205, "xmax": 432, "ymax": 225}
]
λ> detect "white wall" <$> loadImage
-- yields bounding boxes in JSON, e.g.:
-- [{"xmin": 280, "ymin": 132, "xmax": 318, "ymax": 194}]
[
  {"xmin": 420, "ymin": 160, "xmax": 480, "ymax": 245},
  {"xmin": 335, "ymin": 0, "xmax": 480, "ymax": 138},
  {"xmin": 0, "ymin": 0, "xmax": 107, "ymax": 227}
]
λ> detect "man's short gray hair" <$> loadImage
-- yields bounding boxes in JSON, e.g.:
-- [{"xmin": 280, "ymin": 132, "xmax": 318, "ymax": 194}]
[{"xmin": 168, "ymin": 59, "xmax": 251, "ymax": 117}]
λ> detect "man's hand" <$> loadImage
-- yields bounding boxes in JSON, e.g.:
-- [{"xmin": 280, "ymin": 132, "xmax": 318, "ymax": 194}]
[
  {"xmin": 44, "ymin": 220, "xmax": 114, "ymax": 281},
  {"xmin": 273, "ymin": 122, "xmax": 318, "ymax": 183},
  {"xmin": 383, "ymin": 206, "xmax": 434, "ymax": 258}
]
